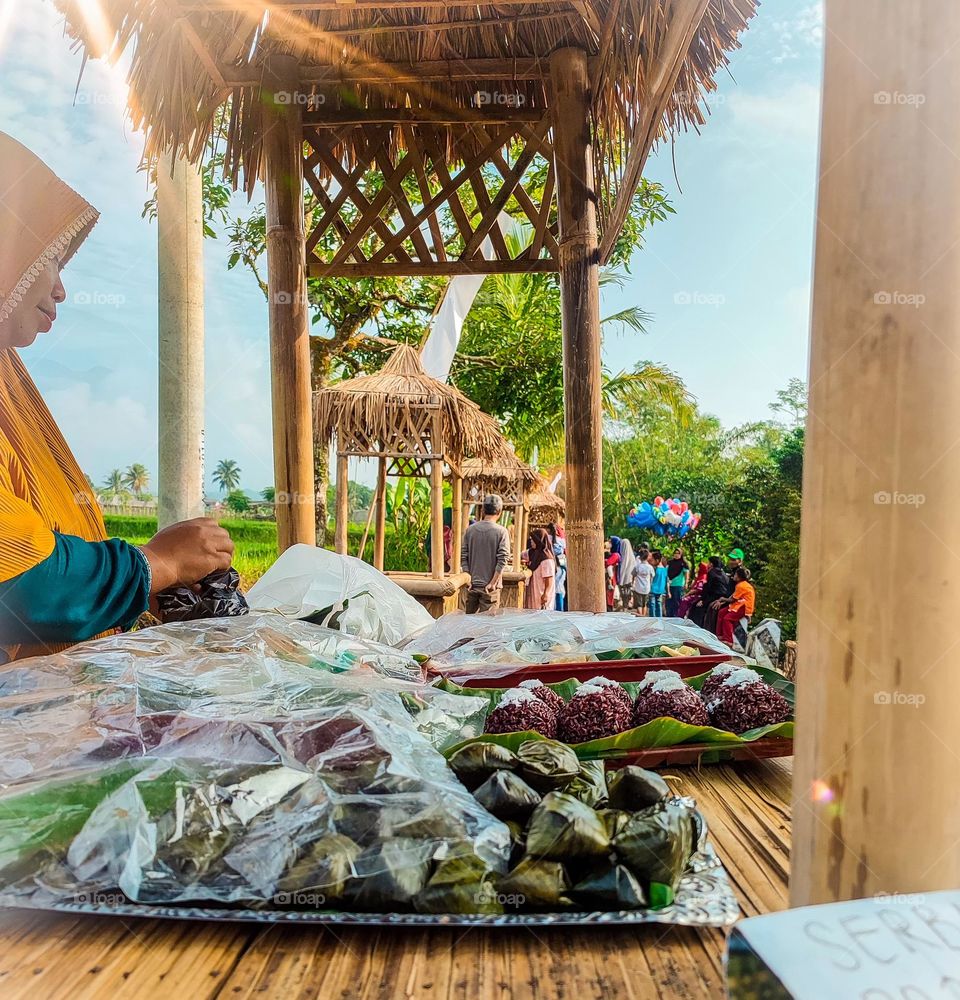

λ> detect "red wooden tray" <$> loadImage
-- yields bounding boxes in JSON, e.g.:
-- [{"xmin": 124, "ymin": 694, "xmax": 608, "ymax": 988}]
[
  {"xmin": 428, "ymin": 646, "xmax": 733, "ymax": 687},
  {"xmin": 602, "ymin": 737, "xmax": 794, "ymax": 770}
]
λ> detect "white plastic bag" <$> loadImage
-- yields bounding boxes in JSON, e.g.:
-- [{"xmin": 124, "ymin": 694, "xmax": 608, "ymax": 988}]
[{"xmin": 246, "ymin": 544, "xmax": 433, "ymax": 646}]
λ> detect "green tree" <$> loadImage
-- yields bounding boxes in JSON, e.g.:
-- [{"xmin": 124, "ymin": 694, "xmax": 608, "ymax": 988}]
[
  {"xmin": 101, "ymin": 468, "xmax": 130, "ymax": 502},
  {"xmin": 213, "ymin": 459, "xmax": 242, "ymax": 495},
  {"xmin": 226, "ymin": 490, "xmax": 251, "ymax": 513},
  {"xmin": 260, "ymin": 486, "xmax": 276, "ymax": 502},
  {"xmin": 123, "ymin": 463, "xmax": 150, "ymax": 498}
]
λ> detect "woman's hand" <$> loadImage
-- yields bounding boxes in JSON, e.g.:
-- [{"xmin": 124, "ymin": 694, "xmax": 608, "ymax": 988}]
[{"xmin": 139, "ymin": 518, "xmax": 234, "ymax": 593}]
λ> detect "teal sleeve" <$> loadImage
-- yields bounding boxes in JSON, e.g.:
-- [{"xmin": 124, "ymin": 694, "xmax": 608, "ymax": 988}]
[{"xmin": 0, "ymin": 532, "xmax": 151, "ymax": 646}]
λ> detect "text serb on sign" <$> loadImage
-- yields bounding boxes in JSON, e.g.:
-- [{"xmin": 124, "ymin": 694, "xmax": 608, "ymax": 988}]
[{"xmin": 726, "ymin": 891, "xmax": 960, "ymax": 998}]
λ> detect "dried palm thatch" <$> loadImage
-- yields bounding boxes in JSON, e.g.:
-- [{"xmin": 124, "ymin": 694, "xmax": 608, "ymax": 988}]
[
  {"xmin": 55, "ymin": 1, "xmax": 756, "ymax": 253},
  {"xmin": 461, "ymin": 453, "xmax": 539, "ymax": 504},
  {"xmin": 529, "ymin": 475, "xmax": 566, "ymax": 524},
  {"xmin": 314, "ymin": 344, "xmax": 511, "ymax": 465}
]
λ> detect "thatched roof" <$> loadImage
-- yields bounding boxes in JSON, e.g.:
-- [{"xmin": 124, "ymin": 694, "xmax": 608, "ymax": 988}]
[
  {"xmin": 461, "ymin": 456, "xmax": 539, "ymax": 489},
  {"xmin": 56, "ymin": 1, "xmax": 756, "ymax": 252},
  {"xmin": 315, "ymin": 344, "xmax": 509, "ymax": 462},
  {"xmin": 529, "ymin": 474, "xmax": 566, "ymax": 523}
]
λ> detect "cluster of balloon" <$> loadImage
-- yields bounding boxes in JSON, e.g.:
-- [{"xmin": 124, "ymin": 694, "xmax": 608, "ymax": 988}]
[{"xmin": 626, "ymin": 498, "xmax": 701, "ymax": 538}]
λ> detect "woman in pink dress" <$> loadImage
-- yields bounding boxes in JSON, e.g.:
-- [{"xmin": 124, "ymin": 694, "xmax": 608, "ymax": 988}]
[{"xmin": 524, "ymin": 528, "xmax": 556, "ymax": 610}]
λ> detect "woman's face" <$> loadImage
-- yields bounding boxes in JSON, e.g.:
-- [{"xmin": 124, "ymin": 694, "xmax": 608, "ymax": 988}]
[{"xmin": 0, "ymin": 259, "xmax": 65, "ymax": 349}]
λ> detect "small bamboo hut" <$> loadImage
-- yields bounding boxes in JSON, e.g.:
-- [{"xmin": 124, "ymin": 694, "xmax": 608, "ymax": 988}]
[
  {"xmin": 528, "ymin": 478, "xmax": 567, "ymax": 529},
  {"xmin": 56, "ymin": 0, "xmax": 758, "ymax": 614},
  {"xmin": 460, "ymin": 453, "xmax": 539, "ymax": 607},
  {"xmin": 315, "ymin": 344, "xmax": 510, "ymax": 615}
]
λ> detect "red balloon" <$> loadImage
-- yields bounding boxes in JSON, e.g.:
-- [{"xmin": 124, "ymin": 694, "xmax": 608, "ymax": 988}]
[{"xmin": 654, "ymin": 496, "xmax": 664, "ymax": 507}]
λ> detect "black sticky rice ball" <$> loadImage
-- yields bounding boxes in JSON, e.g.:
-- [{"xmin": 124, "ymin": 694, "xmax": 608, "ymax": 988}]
[
  {"xmin": 556, "ymin": 683, "xmax": 632, "ymax": 743},
  {"xmin": 518, "ymin": 678, "xmax": 566, "ymax": 715},
  {"xmin": 485, "ymin": 688, "xmax": 558, "ymax": 738},
  {"xmin": 699, "ymin": 663, "xmax": 739, "ymax": 703},
  {"xmin": 632, "ymin": 671, "xmax": 710, "ymax": 728},
  {"xmin": 579, "ymin": 676, "xmax": 633, "ymax": 713},
  {"xmin": 708, "ymin": 674, "xmax": 791, "ymax": 734}
]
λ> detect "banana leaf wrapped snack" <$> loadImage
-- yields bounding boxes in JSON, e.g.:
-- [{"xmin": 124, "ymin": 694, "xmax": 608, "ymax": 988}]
[
  {"xmin": 496, "ymin": 857, "xmax": 572, "ymax": 909},
  {"xmin": 606, "ymin": 766, "xmax": 670, "ymax": 811},
  {"xmin": 415, "ymin": 854, "xmax": 503, "ymax": 915},
  {"xmin": 447, "ymin": 743, "xmax": 518, "ymax": 790},
  {"xmin": 613, "ymin": 799, "xmax": 697, "ymax": 900},
  {"xmin": 564, "ymin": 759, "xmax": 609, "ymax": 809},
  {"xmin": 515, "ymin": 739, "xmax": 580, "ymax": 792},
  {"xmin": 473, "ymin": 771, "xmax": 542, "ymax": 821},
  {"xmin": 525, "ymin": 792, "xmax": 611, "ymax": 861},
  {"xmin": 572, "ymin": 864, "xmax": 648, "ymax": 910}
]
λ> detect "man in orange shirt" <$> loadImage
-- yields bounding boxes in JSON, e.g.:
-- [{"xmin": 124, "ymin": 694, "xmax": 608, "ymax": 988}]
[{"xmin": 716, "ymin": 566, "xmax": 756, "ymax": 647}]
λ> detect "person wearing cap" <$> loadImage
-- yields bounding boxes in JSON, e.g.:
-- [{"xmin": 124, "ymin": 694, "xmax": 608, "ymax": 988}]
[
  {"xmin": 0, "ymin": 132, "xmax": 234, "ymax": 662},
  {"xmin": 461, "ymin": 493, "xmax": 511, "ymax": 614},
  {"xmin": 725, "ymin": 548, "xmax": 745, "ymax": 592}
]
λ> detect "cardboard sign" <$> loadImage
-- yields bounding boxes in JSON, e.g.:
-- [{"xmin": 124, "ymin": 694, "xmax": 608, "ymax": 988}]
[{"xmin": 727, "ymin": 891, "xmax": 960, "ymax": 998}]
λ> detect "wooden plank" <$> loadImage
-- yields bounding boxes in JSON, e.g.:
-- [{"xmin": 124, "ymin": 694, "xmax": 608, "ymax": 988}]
[
  {"xmin": 334, "ymin": 452, "xmax": 349, "ymax": 554},
  {"xmin": 263, "ymin": 54, "xmax": 316, "ymax": 552},
  {"xmin": 793, "ymin": 0, "xmax": 960, "ymax": 907},
  {"xmin": 308, "ymin": 258, "xmax": 559, "ymax": 276},
  {"xmin": 402, "ymin": 126, "xmax": 448, "ymax": 262},
  {"xmin": 374, "ymin": 457, "xmax": 387, "ymax": 570}
]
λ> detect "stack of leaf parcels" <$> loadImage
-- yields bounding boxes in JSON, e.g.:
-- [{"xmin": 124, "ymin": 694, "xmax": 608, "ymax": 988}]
[{"xmin": 448, "ymin": 740, "xmax": 702, "ymax": 912}]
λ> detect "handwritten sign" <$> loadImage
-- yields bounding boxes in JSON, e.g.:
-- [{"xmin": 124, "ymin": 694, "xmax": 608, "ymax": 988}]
[{"xmin": 727, "ymin": 891, "xmax": 960, "ymax": 998}]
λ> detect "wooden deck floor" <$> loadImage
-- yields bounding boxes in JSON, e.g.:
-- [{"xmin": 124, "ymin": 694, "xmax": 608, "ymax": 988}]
[{"xmin": 0, "ymin": 759, "xmax": 792, "ymax": 1000}]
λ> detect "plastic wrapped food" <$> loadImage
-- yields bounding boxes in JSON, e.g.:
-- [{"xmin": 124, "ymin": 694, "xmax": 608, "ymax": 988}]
[
  {"xmin": 447, "ymin": 743, "xmax": 518, "ymax": 791},
  {"xmin": 515, "ymin": 740, "xmax": 580, "ymax": 792},
  {"xmin": 524, "ymin": 792, "xmax": 611, "ymax": 861},
  {"xmin": 473, "ymin": 771, "xmax": 542, "ymax": 821},
  {"xmin": 613, "ymin": 799, "xmax": 696, "ymax": 893},
  {"xmin": 155, "ymin": 567, "xmax": 249, "ymax": 623},
  {"xmin": 404, "ymin": 610, "xmax": 744, "ymax": 681},
  {"xmin": 0, "ymin": 619, "xmax": 511, "ymax": 911},
  {"xmin": 606, "ymin": 767, "xmax": 670, "ymax": 811},
  {"xmin": 246, "ymin": 544, "xmax": 433, "ymax": 645}
]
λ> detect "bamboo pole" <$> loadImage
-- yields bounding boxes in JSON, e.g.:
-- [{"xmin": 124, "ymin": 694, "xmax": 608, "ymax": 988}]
[
  {"xmin": 450, "ymin": 473, "xmax": 463, "ymax": 574},
  {"xmin": 549, "ymin": 47, "xmax": 605, "ymax": 613},
  {"xmin": 156, "ymin": 152, "xmax": 205, "ymax": 529},
  {"xmin": 512, "ymin": 505, "xmax": 524, "ymax": 572},
  {"xmin": 374, "ymin": 458, "xmax": 387, "ymax": 570},
  {"xmin": 263, "ymin": 54, "xmax": 315, "ymax": 552},
  {"xmin": 429, "ymin": 450, "xmax": 445, "ymax": 580},
  {"xmin": 792, "ymin": 0, "xmax": 960, "ymax": 905},
  {"xmin": 334, "ymin": 453, "xmax": 349, "ymax": 555}
]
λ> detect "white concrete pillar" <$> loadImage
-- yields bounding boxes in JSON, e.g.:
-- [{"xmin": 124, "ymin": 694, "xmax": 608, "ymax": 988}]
[{"xmin": 157, "ymin": 152, "xmax": 205, "ymax": 528}]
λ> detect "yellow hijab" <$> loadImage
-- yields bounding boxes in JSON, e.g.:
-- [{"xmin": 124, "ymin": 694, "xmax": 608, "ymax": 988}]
[{"xmin": 0, "ymin": 133, "xmax": 107, "ymax": 658}]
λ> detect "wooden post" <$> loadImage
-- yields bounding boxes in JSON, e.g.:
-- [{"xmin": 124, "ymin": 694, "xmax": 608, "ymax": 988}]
[
  {"xmin": 549, "ymin": 47, "xmax": 605, "ymax": 613},
  {"xmin": 512, "ymin": 506, "xmax": 524, "ymax": 572},
  {"xmin": 429, "ymin": 451, "xmax": 445, "ymax": 580},
  {"xmin": 450, "ymin": 473, "xmax": 463, "ymax": 574},
  {"xmin": 373, "ymin": 458, "xmax": 387, "ymax": 570},
  {"xmin": 156, "ymin": 152, "xmax": 205, "ymax": 529},
  {"xmin": 263, "ymin": 54, "xmax": 315, "ymax": 552},
  {"xmin": 334, "ymin": 453, "xmax": 349, "ymax": 555},
  {"xmin": 792, "ymin": 0, "xmax": 960, "ymax": 905}
]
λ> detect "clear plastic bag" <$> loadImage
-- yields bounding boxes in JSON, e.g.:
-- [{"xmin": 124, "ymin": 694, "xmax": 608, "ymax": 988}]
[
  {"xmin": 245, "ymin": 544, "xmax": 433, "ymax": 646},
  {"xmin": 0, "ymin": 617, "xmax": 509, "ymax": 910},
  {"xmin": 402, "ymin": 609, "xmax": 747, "ymax": 681}
]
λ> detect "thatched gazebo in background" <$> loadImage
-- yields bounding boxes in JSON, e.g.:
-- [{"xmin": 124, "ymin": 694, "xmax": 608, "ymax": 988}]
[
  {"xmin": 460, "ymin": 453, "xmax": 539, "ymax": 608},
  {"xmin": 528, "ymin": 478, "xmax": 567, "ymax": 530},
  {"xmin": 315, "ymin": 344, "xmax": 510, "ymax": 616},
  {"xmin": 57, "ymin": 0, "xmax": 757, "ymax": 614}
]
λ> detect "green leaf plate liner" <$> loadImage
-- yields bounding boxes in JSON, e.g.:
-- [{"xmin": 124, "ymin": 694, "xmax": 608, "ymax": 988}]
[{"xmin": 438, "ymin": 667, "xmax": 794, "ymax": 760}]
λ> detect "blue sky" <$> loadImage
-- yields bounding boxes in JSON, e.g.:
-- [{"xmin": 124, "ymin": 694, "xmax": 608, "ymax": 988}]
[{"xmin": 0, "ymin": 0, "xmax": 823, "ymax": 496}]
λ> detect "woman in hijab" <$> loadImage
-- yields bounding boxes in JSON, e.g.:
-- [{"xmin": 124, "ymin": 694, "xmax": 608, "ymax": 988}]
[
  {"xmin": 617, "ymin": 537, "xmax": 637, "ymax": 611},
  {"xmin": 524, "ymin": 528, "xmax": 556, "ymax": 610},
  {"xmin": 0, "ymin": 132, "xmax": 234, "ymax": 662}
]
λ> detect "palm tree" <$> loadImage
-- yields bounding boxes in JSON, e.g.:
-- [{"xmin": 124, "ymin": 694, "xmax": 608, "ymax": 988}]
[
  {"xmin": 260, "ymin": 486, "xmax": 276, "ymax": 502},
  {"xmin": 123, "ymin": 463, "xmax": 150, "ymax": 498},
  {"xmin": 213, "ymin": 459, "xmax": 242, "ymax": 495},
  {"xmin": 102, "ymin": 468, "xmax": 130, "ymax": 502}
]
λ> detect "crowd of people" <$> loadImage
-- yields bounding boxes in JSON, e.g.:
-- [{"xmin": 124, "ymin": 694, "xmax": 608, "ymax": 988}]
[
  {"xmin": 457, "ymin": 493, "xmax": 754, "ymax": 647},
  {"xmin": 604, "ymin": 539, "xmax": 755, "ymax": 648}
]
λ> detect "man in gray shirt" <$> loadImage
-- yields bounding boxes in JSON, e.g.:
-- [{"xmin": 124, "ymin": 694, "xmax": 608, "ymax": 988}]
[{"xmin": 461, "ymin": 494, "xmax": 512, "ymax": 614}]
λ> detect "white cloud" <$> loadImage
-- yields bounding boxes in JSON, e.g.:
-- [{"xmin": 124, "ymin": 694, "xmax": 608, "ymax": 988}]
[
  {"xmin": 727, "ymin": 82, "xmax": 821, "ymax": 144},
  {"xmin": 769, "ymin": 2, "xmax": 824, "ymax": 64}
]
